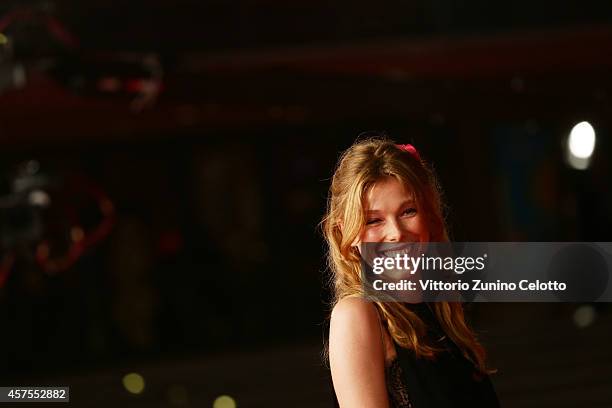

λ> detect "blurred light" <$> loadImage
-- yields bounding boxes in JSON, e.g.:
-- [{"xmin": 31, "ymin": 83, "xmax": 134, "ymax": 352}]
[
  {"xmin": 167, "ymin": 385, "xmax": 189, "ymax": 406},
  {"xmin": 569, "ymin": 121, "xmax": 596, "ymax": 158},
  {"xmin": 36, "ymin": 243, "xmax": 50, "ymax": 259},
  {"xmin": 98, "ymin": 77, "xmax": 122, "ymax": 92},
  {"xmin": 28, "ymin": 190, "xmax": 51, "ymax": 207},
  {"xmin": 122, "ymin": 373, "xmax": 145, "ymax": 394},
  {"xmin": 0, "ymin": 62, "xmax": 26, "ymax": 93},
  {"xmin": 566, "ymin": 121, "xmax": 596, "ymax": 170},
  {"xmin": 213, "ymin": 395, "xmax": 237, "ymax": 408},
  {"xmin": 70, "ymin": 226, "xmax": 84, "ymax": 242},
  {"xmin": 0, "ymin": 33, "xmax": 7, "ymax": 45},
  {"xmin": 573, "ymin": 305, "xmax": 596, "ymax": 328},
  {"xmin": 12, "ymin": 64, "xmax": 26, "ymax": 88}
]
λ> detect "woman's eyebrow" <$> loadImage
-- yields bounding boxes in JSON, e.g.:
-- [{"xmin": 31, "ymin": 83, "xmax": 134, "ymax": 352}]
[{"xmin": 366, "ymin": 199, "xmax": 415, "ymax": 213}]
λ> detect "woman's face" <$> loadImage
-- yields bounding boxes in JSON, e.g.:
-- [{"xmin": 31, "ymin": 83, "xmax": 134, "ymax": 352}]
[
  {"xmin": 356, "ymin": 176, "xmax": 429, "ymax": 246},
  {"xmin": 354, "ymin": 176, "xmax": 430, "ymax": 292}
]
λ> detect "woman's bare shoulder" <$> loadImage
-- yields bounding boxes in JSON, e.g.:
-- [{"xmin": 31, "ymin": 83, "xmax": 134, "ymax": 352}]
[
  {"xmin": 329, "ymin": 297, "xmax": 389, "ymax": 407},
  {"xmin": 331, "ymin": 296, "xmax": 380, "ymax": 326},
  {"xmin": 330, "ymin": 296, "xmax": 382, "ymax": 347}
]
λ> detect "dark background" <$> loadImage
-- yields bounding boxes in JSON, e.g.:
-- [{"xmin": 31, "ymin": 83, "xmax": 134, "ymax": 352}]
[{"xmin": 0, "ymin": 1, "xmax": 611, "ymax": 406}]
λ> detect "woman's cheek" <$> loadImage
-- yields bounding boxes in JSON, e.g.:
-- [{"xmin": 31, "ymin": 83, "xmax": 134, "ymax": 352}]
[
  {"xmin": 414, "ymin": 217, "xmax": 430, "ymax": 241},
  {"xmin": 361, "ymin": 228, "xmax": 379, "ymax": 242}
]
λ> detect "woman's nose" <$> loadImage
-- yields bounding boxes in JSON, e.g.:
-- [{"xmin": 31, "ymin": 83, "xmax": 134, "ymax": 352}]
[{"xmin": 384, "ymin": 219, "xmax": 405, "ymax": 242}]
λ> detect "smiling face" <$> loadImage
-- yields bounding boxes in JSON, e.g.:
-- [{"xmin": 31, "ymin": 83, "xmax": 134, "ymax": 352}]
[
  {"xmin": 323, "ymin": 139, "xmax": 448, "ymax": 304},
  {"xmin": 356, "ymin": 175, "xmax": 430, "ymax": 247},
  {"xmin": 354, "ymin": 175, "xmax": 430, "ymax": 286}
]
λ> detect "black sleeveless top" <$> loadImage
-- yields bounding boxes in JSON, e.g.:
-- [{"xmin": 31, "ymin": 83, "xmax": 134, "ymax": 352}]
[{"xmin": 332, "ymin": 303, "xmax": 500, "ymax": 408}]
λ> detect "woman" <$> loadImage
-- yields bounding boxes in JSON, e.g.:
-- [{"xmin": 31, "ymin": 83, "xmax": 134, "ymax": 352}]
[{"xmin": 322, "ymin": 137, "xmax": 499, "ymax": 407}]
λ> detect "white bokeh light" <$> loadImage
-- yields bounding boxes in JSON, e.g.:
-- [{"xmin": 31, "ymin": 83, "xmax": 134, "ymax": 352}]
[
  {"xmin": 566, "ymin": 121, "xmax": 596, "ymax": 170},
  {"xmin": 568, "ymin": 121, "xmax": 596, "ymax": 158}
]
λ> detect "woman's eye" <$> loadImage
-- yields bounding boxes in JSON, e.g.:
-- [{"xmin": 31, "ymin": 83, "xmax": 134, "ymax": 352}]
[
  {"xmin": 402, "ymin": 208, "xmax": 417, "ymax": 216},
  {"xmin": 366, "ymin": 218, "xmax": 382, "ymax": 225}
]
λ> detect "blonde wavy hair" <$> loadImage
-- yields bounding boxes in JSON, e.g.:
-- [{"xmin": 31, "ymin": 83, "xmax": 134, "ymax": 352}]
[{"xmin": 321, "ymin": 136, "xmax": 490, "ymax": 374}]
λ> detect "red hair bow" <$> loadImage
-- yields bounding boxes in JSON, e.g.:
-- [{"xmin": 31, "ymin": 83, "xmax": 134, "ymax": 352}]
[{"xmin": 396, "ymin": 144, "xmax": 421, "ymax": 161}]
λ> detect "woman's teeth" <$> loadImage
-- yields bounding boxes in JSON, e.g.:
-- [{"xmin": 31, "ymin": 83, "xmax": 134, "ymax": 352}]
[{"xmin": 381, "ymin": 248, "xmax": 412, "ymax": 257}]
